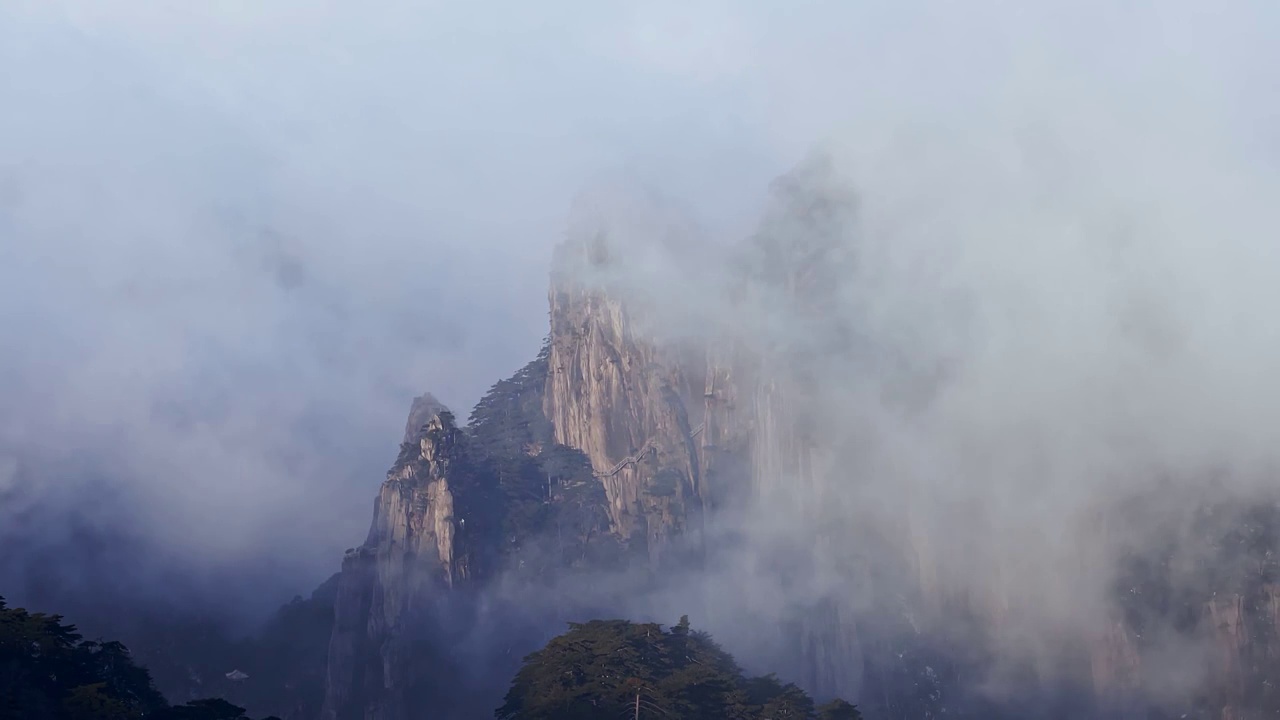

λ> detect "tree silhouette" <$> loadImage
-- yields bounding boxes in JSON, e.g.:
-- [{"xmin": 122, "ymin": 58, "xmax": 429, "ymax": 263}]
[
  {"xmin": 495, "ymin": 617, "xmax": 856, "ymax": 720},
  {"xmin": 0, "ymin": 595, "xmax": 273, "ymax": 720},
  {"xmin": 816, "ymin": 698, "xmax": 864, "ymax": 720}
]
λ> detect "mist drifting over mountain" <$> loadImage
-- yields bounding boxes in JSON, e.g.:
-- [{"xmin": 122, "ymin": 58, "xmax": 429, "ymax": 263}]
[{"xmin": 4, "ymin": 2, "xmax": 1280, "ymax": 719}]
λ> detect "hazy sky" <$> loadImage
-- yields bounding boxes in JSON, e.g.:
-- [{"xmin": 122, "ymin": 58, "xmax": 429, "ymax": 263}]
[
  {"xmin": 2, "ymin": 0, "xmax": 1279, "ymax": 600},
  {"xmin": 0, "ymin": 0, "xmax": 797, "ymax": 587}
]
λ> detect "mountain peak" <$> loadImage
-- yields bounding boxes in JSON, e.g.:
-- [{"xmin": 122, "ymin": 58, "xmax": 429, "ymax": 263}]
[{"xmin": 402, "ymin": 392, "xmax": 448, "ymax": 445}]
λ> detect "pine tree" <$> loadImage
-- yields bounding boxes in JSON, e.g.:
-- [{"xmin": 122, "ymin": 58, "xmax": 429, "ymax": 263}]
[
  {"xmin": 816, "ymin": 698, "xmax": 863, "ymax": 720},
  {"xmin": 495, "ymin": 617, "xmax": 856, "ymax": 720},
  {"xmin": 0, "ymin": 596, "xmax": 271, "ymax": 720}
]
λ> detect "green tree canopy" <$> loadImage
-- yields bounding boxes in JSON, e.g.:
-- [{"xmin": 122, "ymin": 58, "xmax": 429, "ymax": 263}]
[
  {"xmin": 817, "ymin": 698, "xmax": 864, "ymax": 720},
  {"xmin": 0, "ymin": 596, "xmax": 273, "ymax": 720},
  {"xmin": 496, "ymin": 617, "xmax": 860, "ymax": 720}
]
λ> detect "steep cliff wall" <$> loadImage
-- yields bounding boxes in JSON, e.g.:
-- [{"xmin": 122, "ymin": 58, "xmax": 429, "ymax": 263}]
[
  {"xmin": 322, "ymin": 405, "xmax": 491, "ymax": 720},
  {"xmin": 320, "ymin": 354, "xmax": 623, "ymax": 720},
  {"xmin": 697, "ymin": 345, "xmax": 754, "ymax": 514},
  {"xmin": 542, "ymin": 187, "xmax": 712, "ymax": 562},
  {"xmin": 544, "ymin": 278, "xmax": 705, "ymax": 559}
]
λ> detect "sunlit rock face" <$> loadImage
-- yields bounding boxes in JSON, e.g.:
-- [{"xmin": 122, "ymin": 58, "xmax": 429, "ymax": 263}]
[
  {"xmin": 542, "ymin": 181, "xmax": 711, "ymax": 563},
  {"xmin": 322, "ymin": 407, "xmax": 491, "ymax": 720},
  {"xmin": 543, "ymin": 264, "xmax": 707, "ymax": 560}
]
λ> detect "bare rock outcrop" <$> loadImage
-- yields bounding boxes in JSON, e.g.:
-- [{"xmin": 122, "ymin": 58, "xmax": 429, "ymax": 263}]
[
  {"xmin": 322, "ymin": 406, "xmax": 489, "ymax": 720},
  {"xmin": 542, "ymin": 183, "xmax": 711, "ymax": 561}
]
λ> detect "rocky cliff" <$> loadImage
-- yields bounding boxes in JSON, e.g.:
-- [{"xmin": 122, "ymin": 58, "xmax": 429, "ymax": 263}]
[
  {"xmin": 453, "ymin": 160, "xmax": 897, "ymax": 709},
  {"xmin": 319, "ymin": 349, "xmax": 618, "ymax": 720},
  {"xmin": 314, "ymin": 157, "xmax": 1280, "ymax": 720},
  {"xmin": 322, "ymin": 406, "xmax": 492, "ymax": 720},
  {"xmin": 540, "ymin": 181, "xmax": 739, "ymax": 567},
  {"xmin": 543, "ymin": 237, "xmax": 707, "ymax": 561}
]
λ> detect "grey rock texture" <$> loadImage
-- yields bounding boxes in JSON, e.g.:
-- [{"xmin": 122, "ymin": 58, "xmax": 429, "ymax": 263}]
[{"xmin": 322, "ymin": 409, "xmax": 484, "ymax": 720}]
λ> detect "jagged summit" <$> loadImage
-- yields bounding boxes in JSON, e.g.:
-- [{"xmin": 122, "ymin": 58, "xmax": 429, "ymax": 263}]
[
  {"xmin": 402, "ymin": 392, "xmax": 448, "ymax": 445},
  {"xmin": 324, "ymin": 398, "xmax": 488, "ymax": 720}
]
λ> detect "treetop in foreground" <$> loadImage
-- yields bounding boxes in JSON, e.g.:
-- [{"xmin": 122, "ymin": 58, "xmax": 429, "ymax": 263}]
[{"xmin": 497, "ymin": 616, "xmax": 862, "ymax": 720}]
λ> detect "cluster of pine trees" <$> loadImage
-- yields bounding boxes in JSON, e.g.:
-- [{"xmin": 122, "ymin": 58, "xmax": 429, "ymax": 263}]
[
  {"xmin": 498, "ymin": 616, "xmax": 862, "ymax": 720},
  {"xmin": 0, "ymin": 596, "xmax": 276, "ymax": 720},
  {"xmin": 464, "ymin": 341, "xmax": 631, "ymax": 572},
  {"xmin": 4, "ymin": 590, "xmax": 863, "ymax": 720},
  {"xmin": 0, "ymin": 339, "xmax": 869, "ymax": 719}
]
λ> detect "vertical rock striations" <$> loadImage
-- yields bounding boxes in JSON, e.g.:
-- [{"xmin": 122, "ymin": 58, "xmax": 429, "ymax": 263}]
[
  {"xmin": 542, "ymin": 182, "xmax": 710, "ymax": 562},
  {"xmin": 543, "ymin": 273, "xmax": 706, "ymax": 559},
  {"xmin": 322, "ymin": 407, "xmax": 493, "ymax": 720}
]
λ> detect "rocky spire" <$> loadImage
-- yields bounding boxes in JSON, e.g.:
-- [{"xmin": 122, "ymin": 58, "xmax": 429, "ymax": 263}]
[
  {"xmin": 322, "ymin": 396, "xmax": 490, "ymax": 720},
  {"xmin": 402, "ymin": 392, "xmax": 447, "ymax": 445}
]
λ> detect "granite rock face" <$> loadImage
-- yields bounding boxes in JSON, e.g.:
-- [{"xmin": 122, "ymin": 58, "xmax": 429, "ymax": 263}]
[
  {"xmin": 544, "ymin": 254, "xmax": 706, "ymax": 560},
  {"xmin": 315, "ymin": 158, "xmax": 1280, "ymax": 720},
  {"xmin": 538, "ymin": 159, "xmax": 875, "ymax": 703},
  {"xmin": 540, "ymin": 182, "xmax": 716, "ymax": 562},
  {"xmin": 322, "ymin": 409, "xmax": 489, "ymax": 720}
]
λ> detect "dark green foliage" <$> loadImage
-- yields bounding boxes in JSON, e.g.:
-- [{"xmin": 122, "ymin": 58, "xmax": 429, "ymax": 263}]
[
  {"xmin": 0, "ymin": 595, "xmax": 162, "ymax": 720},
  {"xmin": 467, "ymin": 339, "xmax": 618, "ymax": 570},
  {"xmin": 468, "ymin": 340, "xmax": 556, "ymax": 458},
  {"xmin": 0, "ymin": 596, "xmax": 272, "ymax": 720},
  {"xmin": 760, "ymin": 680, "xmax": 816, "ymax": 718},
  {"xmin": 817, "ymin": 698, "xmax": 864, "ymax": 720},
  {"xmin": 495, "ymin": 617, "xmax": 858, "ymax": 720},
  {"xmin": 468, "ymin": 341, "xmax": 561, "ymax": 548}
]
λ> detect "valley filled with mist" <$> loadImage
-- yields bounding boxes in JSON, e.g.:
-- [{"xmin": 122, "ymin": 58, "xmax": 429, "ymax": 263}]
[{"xmin": 4, "ymin": 2, "xmax": 1280, "ymax": 719}]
